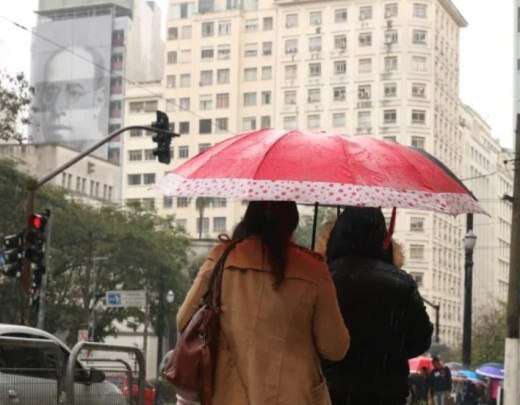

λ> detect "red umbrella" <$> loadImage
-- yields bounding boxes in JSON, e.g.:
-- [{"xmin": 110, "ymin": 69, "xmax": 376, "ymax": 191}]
[
  {"xmin": 159, "ymin": 129, "xmax": 483, "ymax": 215},
  {"xmin": 409, "ymin": 356, "xmax": 433, "ymax": 374}
]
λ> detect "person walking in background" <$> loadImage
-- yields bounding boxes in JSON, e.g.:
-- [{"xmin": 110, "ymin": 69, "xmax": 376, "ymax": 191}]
[
  {"xmin": 409, "ymin": 367, "xmax": 430, "ymax": 405},
  {"xmin": 323, "ymin": 206, "xmax": 433, "ymax": 405},
  {"xmin": 177, "ymin": 201, "xmax": 350, "ymax": 405},
  {"xmin": 429, "ymin": 356, "xmax": 452, "ymax": 405}
]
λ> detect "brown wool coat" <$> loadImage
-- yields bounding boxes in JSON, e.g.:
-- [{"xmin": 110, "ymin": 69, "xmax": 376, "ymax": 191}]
[{"xmin": 177, "ymin": 238, "xmax": 350, "ymax": 405}]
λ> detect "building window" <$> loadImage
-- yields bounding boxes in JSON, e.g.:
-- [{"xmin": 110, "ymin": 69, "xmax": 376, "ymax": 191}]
[
  {"xmin": 179, "ymin": 49, "xmax": 191, "ymax": 63},
  {"xmin": 167, "ymin": 51, "xmax": 177, "ymax": 64},
  {"xmin": 411, "ymin": 217, "xmax": 425, "ymax": 232},
  {"xmin": 383, "ymin": 110, "xmax": 397, "ymax": 124},
  {"xmin": 217, "ymin": 69, "xmax": 230, "ymax": 84},
  {"xmin": 285, "ymin": 39, "xmax": 298, "ymax": 55},
  {"xmin": 358, "ymin": 111, "xmax": 371, "ymax": 128},
  {"xmin": 242, "ymin": 117, "xmax": 256, "ymax": 130},
  {"xmin": 410, "ymin": 272, "xmax": 424, "ymax": 287},
  {"xmin": 179, "ymin": 121, "xmax": 190, "ymax": 134},
  {"xmin": 359, "ymin": 58, "xmax": 372, "ymax": 73},
  {"xmin": 181, "ymin": 25, "xmax": 192, "ymax": 39},
  {"xmin": 244, "ymin": 92, "xmax": 257, "ymax": 106},
  {"xmin": 109, "ymin": 101, "xmax": 121, "ymax": 118},
  {"xmin": 200, "ymin": 94, "xmax": 213, "ymax": 110},
  {"xmin": 333, "ymin": 86, "xmax": 346, "ymax": 102},
  {"xmin": 197, "ymin": 217, "xmax": 210, "ymax": 235},
  {"xmin": 112, "ymin": 29, "xmax": 124, "ymax": 46},
  {"xmin": 177, "ymin": 197, "xmax": 190, "ymax": 207},
  {"xmin": 359, "ymin": 32, "xmax": 372, "ymax": 47},
  {"xmin": 244, "ymin": 67, "xmax": 257, "ymax": 81},
  {"xmin": 166, "ymin": 99, "xmax": 176, "ymax": 112},
  {"xmin": 218, "ymin": 20, "xmax": 231, "ymax": 35},
  {"xmin": 201, "ymin": 21, "xmax": 214, "ymax": 37},
  {"xmin": 262, "ymin": 66, "xmax": 272, "ymax": 80},
  {"xmin": 379, "ymin": 84, "xmax": 396, "ymax": 101},
  {"xmin": 285, "ymin": 90, "xmax": 297, "ymax": 105},
  {"xmin": 261, "ymin": 116, "xmax": 271, "ymax": 129},
  {"xmin": 412, "ymin": 83, "xmax": 426, "ymax": 98},
  {"xmin": 111, "ymin": 53, "xmax": 123, "ymax": 70},
  {"xmin": 413, "ymin": 29, "xmax": 427, "ymax": 45},
  {"xmin": 179, "ymin": 146, "xmax": 189, "ymax": 158},
  {"xmin": 244, "ymin": 43, "xmax": 258, "ymax": 57},
  {"xmin": 200, "ymin": 70, "xmax": 213, "ymax": 86},
  {"xmin": 179, "ymin": 97, "xmax": 190, "ymax": 110},
  {"xmin": 334, "ymin": 35, "xmax": 347, "ymax": 51},
  {"xmin": 335, "ymin": 8, "xmax": 347, "ymax": 23},
  {"xmin": 286, "ymin": 13, "xmax": 298, "ymax": 28},
  {"xmin": 199, "ymin": 0, "xmax": 214, "ymax": 13},
  {"xmin": 385, "ymin": 3, "xmax": 398, "ymax": 18},
  {"xmin": 142, "ymin": 198, "xmax": 155, "ymax": 210},
  {"xmin": 144, "ymin": 149, "xmax": 155, "ymax": 161},
  {"xmin": 129, "ymin": 150, "xmax": 143, "ymax": 161},
  {"xmin": 263, "ymin": 16, "xmax": 273, "ymax": 30},
  {"xmin": 410, "ymin": 244, "xmax": 425, "ymax": 260},
  {"xmin": 413, "ymin": 3, "xmax": 427, "ymax": 18},
  {"xmin": 283, "ymin": 116, "xmax": 297, "ymax": 130},
  {"xmin": 358, "ymin": 85, "xmax": 371, "ymax": 100},
  {"xmin": 309, "ymin": 63, "xmax": 321, "ymax": 77},
  {"xmin": 128, "ymin": 174, "xmax": 141, "ymax": 185},
  {"xmin": 412, "ymin": 110, "xmax": 426, "ymax": 125},
  {"xmin": 359, "ymin": 6, "xmax": 372, "ymax": 21},
  {"xmin": 263, "ymin": 41, "xmax": 273, "ymax": 56},
  {"xmin": 412, "ymin": 56, "xmax": 427, "ymax": 72},
  {"xmin": 216, "ymin": 118, "xmax": 229, "ymax": 132},
  {"xmin": 129, "ymin": 101, "xmax": 144, "ymax": 113},
  {"xmin": 309, "ymin": 11, "xmax": 322, "ymax": 26},
  {"xmin": 180, "ymin": 73, "xmax": 191, "ymax": 87},
  {"xmin": 333, "ymin": 112, "xmax": 346, "ymax": 128},
  {"xmin": 199, "ymin": 143, "xmax": 211, "ymax": 153},
  {"xmin": 385, "ymin": 30, "xmax": 398, "ymax": 45},
  {"xmin": 216, "ymin": 93, "xmax": 230, "ymax": 109},
  {"xmin": 307, "ymin": 114, "xmax": 320, "ymax": 129},
  {"xmin": 384, "ymin": 56, "xmax": 398, "ymax": 72},
  {"xmin": 309, "ymin": 37, "xmax": 322, "ymax": 53},
  {"xmin": 166, "ymin": 75, "xmax": 176, "ymax": 88},
  {"xmin": 411, "ymin": 136, "xmax": 426, "ymax": 149},
  {"xmin": 245, "ymin": 18, "xmax": 258, "ymax": 32},
  {"xmin": 201, "ymin": 47, "xmax": 214, "ymax": 60},
  {"xmin": 213, "ymin": 217, "xmax": 227, "ymax": 233},
  {"xmin": 308, "ymin": 88, "xmax": 321, "ymax": 103},
  {"xmin": 143, "ymin": 173, "xmax": 156, "ymax": 185},
  {"xmin": 217, "ymin": 45, "xmax": 231, "ymax": 60},
  {"xmin": 285, "ymin": 64, "xmax": 297, "ymax": 80},
  {"xmin": 261, "ymin": 91, "xmax": 272, "ymax": 105},
  {"xmin": 384, "ymin": 136, "xmax": 397, "ymax": 143},
  {"xmin": 130, "ymin": 129, "xmax": 142, "ymax": 137},
  {"xmin": 199, "ymin": 119, "xmax": 212, "ymax": 134},
  {"xmin": 163, "ymin": 196, "xmax": 173, "ymax": 209},
  {"xmin": 334, "ymin": 60, "xmax": 347, "ymax": 75}
]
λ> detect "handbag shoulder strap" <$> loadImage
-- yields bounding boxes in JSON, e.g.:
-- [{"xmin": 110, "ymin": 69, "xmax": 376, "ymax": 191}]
[{"xmin": 205, "ymin": 236, "xmax": 242, "ymax": 310}]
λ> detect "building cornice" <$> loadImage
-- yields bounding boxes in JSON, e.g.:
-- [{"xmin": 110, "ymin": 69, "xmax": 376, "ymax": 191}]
[{"xmin": 439, "ymin": 0, "xmax": 468, "ymax": 27}]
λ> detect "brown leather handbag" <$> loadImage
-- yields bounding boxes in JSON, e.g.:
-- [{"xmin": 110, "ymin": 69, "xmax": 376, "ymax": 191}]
[{"xmin": 164, "ymin": 239, "xmax": 239, "ymax": 405}]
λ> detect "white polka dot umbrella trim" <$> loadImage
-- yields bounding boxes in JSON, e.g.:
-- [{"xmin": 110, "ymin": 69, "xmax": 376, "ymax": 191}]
[{"xmin": 158, "ymin": 174, "xmax": 485, "ymax": 216}]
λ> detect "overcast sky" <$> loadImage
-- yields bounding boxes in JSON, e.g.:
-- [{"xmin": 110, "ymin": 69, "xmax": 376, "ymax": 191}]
[{"xmin": 0, "ymin": 0, "xmax": 514, "ymax": 147}]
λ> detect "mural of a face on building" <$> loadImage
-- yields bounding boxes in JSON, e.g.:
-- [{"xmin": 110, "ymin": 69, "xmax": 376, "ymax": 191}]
[{"xmin": 32, "ymin": 45, "xmax": 107, "ymax": 149}]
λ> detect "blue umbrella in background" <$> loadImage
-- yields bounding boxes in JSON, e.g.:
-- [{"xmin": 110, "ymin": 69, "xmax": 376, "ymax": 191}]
[
  {"xmin": 476, "ymin": 363, "xmax": 504, "ymax": 380},
  {"xmin": 460, "ymin": 370, "xmax": 480, "ymax": 382}
]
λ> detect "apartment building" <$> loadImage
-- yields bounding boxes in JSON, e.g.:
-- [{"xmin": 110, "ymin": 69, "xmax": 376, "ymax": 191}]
[
  {"xmin": 460, "ymin": 104, "xmax": 513, "ymax": 320},
  {"xmin": 122, "ymin": 0, "xmax": 470, "ymax": 346}
]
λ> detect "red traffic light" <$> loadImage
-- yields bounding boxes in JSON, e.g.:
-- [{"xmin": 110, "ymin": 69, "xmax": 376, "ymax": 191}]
[{"xmin": 30, "ymin": 214, "xmax": 44, "ymax": 230}]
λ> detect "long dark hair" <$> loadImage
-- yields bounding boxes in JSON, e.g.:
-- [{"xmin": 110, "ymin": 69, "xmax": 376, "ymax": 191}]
[{"xmin": 232, "ymin": 201, "xmax": 299, "ymax": 287}]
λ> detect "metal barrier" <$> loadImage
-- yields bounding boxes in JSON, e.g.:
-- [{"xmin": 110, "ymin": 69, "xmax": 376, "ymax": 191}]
[
  {"xmin": 64, "ymin": 341, "xmax": 146, "ymax": 405},
  {"xmin": 0, "ymin": 336, "xmax": 65, "ymax": 404}
]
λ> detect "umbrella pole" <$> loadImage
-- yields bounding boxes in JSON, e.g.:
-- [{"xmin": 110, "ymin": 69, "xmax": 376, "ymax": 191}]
[
  {"xmin": 337, "ymin": 206, "xmax": 341, "ymax": 218},
  {"xmin": 311, "ymin": 202, "xmax": 319, "ymax": 250}
]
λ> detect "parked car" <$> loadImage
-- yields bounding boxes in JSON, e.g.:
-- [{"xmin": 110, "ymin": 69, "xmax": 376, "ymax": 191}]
[{"xmin": 0, "ymin": 324, "xmax": 125, "ymax": 404}]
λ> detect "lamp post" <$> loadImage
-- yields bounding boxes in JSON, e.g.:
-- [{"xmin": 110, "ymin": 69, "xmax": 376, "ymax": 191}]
[
  {"xmin": 462, "ymin": 227, "xmax": 477, "ymax": 367},
  {"xmin": 166, "ymin": 290, "xmax": 175, "ymax": 349}
]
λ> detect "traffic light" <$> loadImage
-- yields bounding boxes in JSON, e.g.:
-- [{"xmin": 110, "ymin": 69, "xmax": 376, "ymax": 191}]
[
  {"xmin": 25, "ymin": 212, "xmax": 49, "ymax": 266},
  {"xmin": 0, "ymin": 233, "xmax": 24, "ymax": 278},
  {"xmin": 151, "ymin": 111, "xmax": 175, "ymax": 164}
]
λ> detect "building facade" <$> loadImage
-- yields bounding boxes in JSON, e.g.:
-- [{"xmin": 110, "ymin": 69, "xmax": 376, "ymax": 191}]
[
  {"xmin": 122, "ymin": 0, "xmax": 470, "ymax": 346},
  {"xmin": 460, "ymin": 104, "xmax": 513, "ymax": 321},
  {"xmin": 30, "ymin": 0, "xmax": 164, "ymax": 163}
]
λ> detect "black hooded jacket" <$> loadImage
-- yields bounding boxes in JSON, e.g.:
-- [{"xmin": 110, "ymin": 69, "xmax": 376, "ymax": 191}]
[{"xmin": 323, "ymin": 255, "xmax": 433, "ymax": 399}]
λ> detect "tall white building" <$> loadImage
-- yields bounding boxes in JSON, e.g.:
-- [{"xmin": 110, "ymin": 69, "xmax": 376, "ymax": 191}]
[
  {"xmin": 460, "ymin": 104, "xmax": 513, "ymax": 320},
  {"xmin": 122, "ymin": 0, "xmax": 471, "ymax": 346}
]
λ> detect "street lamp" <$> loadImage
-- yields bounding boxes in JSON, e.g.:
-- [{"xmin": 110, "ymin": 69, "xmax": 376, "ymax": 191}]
[
  {"xmin": 166, "ymin": 290, "xmax": 175, "ymax": 304},
  {"xmin": 462, "ymin": 229, "xmax": 477, "ymax": 367}
]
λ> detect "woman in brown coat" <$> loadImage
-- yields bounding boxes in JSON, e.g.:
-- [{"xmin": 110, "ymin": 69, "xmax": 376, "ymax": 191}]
[{"xmin": 177, "ymin": 201, "xmax": 350, "ymax": 405}]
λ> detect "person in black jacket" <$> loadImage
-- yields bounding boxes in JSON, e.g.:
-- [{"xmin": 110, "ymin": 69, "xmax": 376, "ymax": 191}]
[{"xmin": 323, "ymin": 206, "xmax": 433, "ymax": 405}]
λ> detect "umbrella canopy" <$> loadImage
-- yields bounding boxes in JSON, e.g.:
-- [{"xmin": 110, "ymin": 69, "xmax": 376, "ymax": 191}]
[
  {"xmin": 476, "ymin": 363, "xmax": 504, "ymax": 380},
  {"xmin": 409, "ymin": 356, "xmax": 433, "ymax": 373},
  {"xmin": 159, "ymin": 130, "xmax": 483, "ymax": 215},
  {"xmin": 446, "ymin": 362, "xmax": 463, "ymax": 371}
]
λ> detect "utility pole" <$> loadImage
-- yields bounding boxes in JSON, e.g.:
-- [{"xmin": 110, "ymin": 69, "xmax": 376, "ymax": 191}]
[
  {"xmin": 504, "ymin": 114, "xmax": 520, "ymax": 405},
  {"xmin": 143, "ymin": 289, "xmax": 150, "ymax": 365},
  {"xmin": 156, "ymin": 279, "xmax": 166, "ymax": 369},
  {"xmin": 36, "ymin": 211, "xmax": 52, "ymax": 330}
]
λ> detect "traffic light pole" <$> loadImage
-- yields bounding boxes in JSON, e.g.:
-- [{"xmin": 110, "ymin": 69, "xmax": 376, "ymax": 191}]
[
  {"xmin": 19, "ymin": 124, "xmax": 177, "ymax": 326},
  {"xmin": 36, "ymin": 212, "xmax": 52, "ymax": 330}
]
